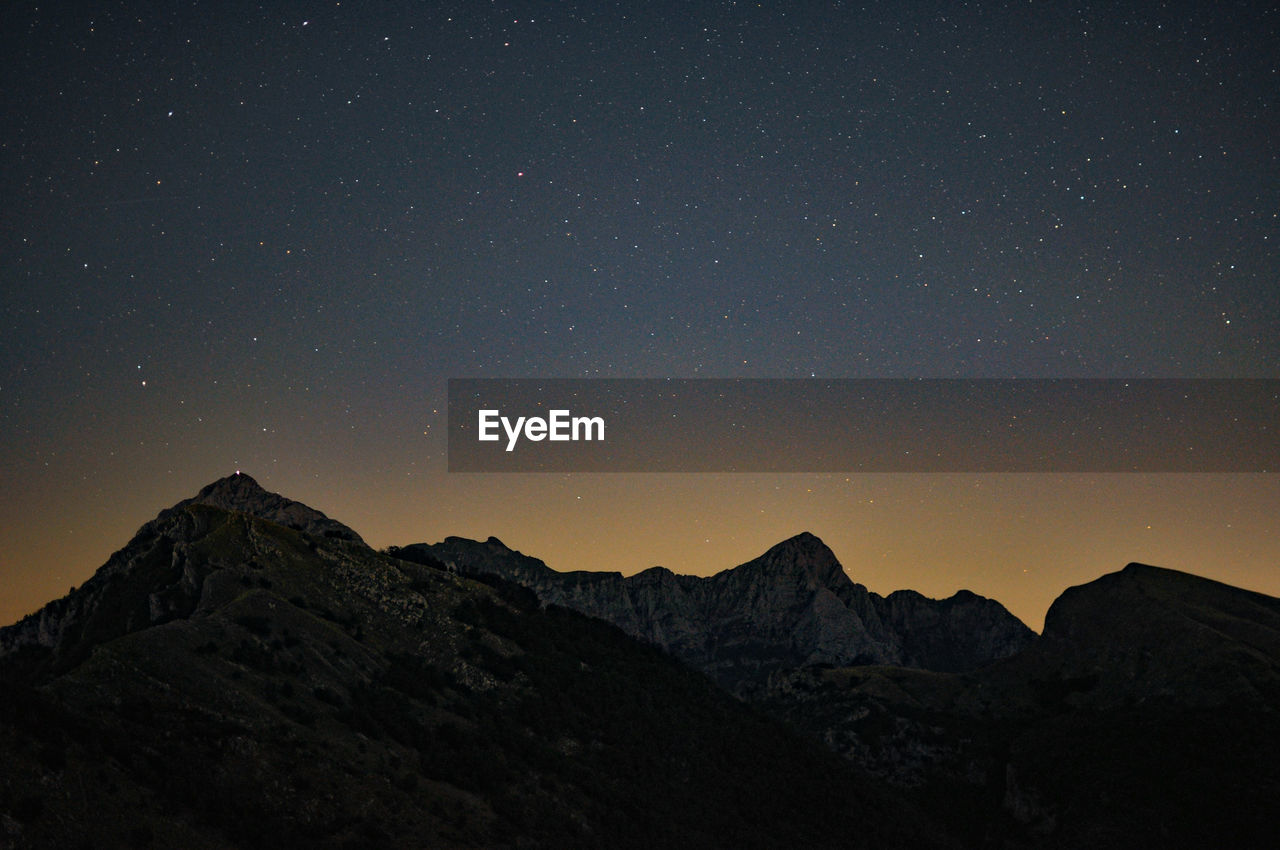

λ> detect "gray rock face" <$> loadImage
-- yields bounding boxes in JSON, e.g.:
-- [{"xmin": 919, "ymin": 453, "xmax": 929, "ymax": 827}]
[{"xmin": 407, "ymin": 531, "xmax": 1035, "ymax": 690}]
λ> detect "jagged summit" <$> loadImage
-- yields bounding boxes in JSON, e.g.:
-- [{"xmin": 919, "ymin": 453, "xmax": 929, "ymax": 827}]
[
  {"xmin": 404, "ymin": 530, "xmax": 1035, "ymax": 689},
  {"xmin": 164, "ymin": 472, "xmax": 363, "ymax": 543}
]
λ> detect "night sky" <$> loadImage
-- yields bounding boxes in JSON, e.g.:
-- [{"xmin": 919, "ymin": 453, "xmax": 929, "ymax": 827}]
[{"xmin": 3, "ymin": 1, "xmax": 1278, "ymax": 630}]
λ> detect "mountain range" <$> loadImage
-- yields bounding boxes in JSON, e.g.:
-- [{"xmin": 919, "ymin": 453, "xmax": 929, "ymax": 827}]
[
  {"xmin": 396, "ymin": 532, "xmax": 1034, "ymax": 693},
  {"xmin": 3, "ymin": 474, "xmax": 1278, "ymax": 848},
  {"xmin": 0, "ymin": 474, "xmax": 942, "ymax": 849}
]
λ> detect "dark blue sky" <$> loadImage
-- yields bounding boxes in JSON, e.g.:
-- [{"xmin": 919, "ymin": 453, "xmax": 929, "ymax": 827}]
[{"xmin": 2, "ymin": 1, "xmax": 1277, "ymax": 627}]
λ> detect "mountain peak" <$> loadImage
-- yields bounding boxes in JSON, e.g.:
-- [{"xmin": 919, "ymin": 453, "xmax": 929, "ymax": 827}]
[
  {"xmin": 761, "ymin": 531, "xmax": 832, "ymax": 557},
  {"xmin": 752, "ymin": 532, "xmax": 849, "ymax": 589},
  {"xmin": 208, "ymin": 470, "xmax": 262, "ymax": 487},
  {"xmin": 193, "ymin": 471, "xmax": 268, "ymax": 500},
  {"xmin": 171, "ymin": 472, "xmax": 363, "ymax": 543},
  {"xmin": 781, "ymin": 530, "xmax": 826, "ymax": 548}
]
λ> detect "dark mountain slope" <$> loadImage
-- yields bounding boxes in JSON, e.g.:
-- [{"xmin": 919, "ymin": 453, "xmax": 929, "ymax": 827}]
[
  {"xmin": 0, "ymin": 473, "xmax": 360, "ymax": 675},
  {"xmin": 0, "ymin": 476, "xmax": 947, "ymax": 850},
  {"xmin": 402, "ymin": 532, "xmax": 1033, "ymax": 691},
  {"xmin": 761, "ymin": 563, "xmax": 1280, "ymax": 848},
  {"xmin": 1018, "ymin": 561, "xmax": 1280, "ymax": 708}
]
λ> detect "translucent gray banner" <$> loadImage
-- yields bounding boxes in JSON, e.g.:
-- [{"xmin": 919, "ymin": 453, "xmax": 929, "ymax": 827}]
[{"xmin": 447, "ymin": 379, "xmax": 1279, "ymax": 472}]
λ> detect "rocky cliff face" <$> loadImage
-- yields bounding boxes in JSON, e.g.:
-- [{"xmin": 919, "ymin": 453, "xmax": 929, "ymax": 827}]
[{"xmin": 404, "ymin": 531, "xmax": 1035, "ymax": 690}]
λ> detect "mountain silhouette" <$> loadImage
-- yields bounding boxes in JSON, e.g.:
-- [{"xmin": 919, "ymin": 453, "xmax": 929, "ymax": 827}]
[
  {"xmin": 0, "ymin": 475, "xmax": 943, "ymax": 849},
  {"xmin": 173, "ymin": 472, "xmax": 364, "ymax": 542},
  {"xmin": 4, "ymin": 475, "xmax": 1279, "ymax": 848},
  {"xmin": 1022, "ymin": 561, "xmax": 1280, "ymax": 708},
  {"xmin": 762, "ymin": 561, "xmax": 1280, "ymax": 848},
  {"xmin": 400, "ymin": 531, "xmax": 1034, "ymax": 691}
]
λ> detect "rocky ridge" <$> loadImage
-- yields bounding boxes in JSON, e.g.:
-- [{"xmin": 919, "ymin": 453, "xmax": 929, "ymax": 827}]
[{"xmin": 401, "ymin": 531, "xmax": 1034, "ymax": 691}]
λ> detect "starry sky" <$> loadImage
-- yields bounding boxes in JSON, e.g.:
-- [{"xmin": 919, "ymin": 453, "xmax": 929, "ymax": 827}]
[{"xmin": 2, "ymin": 0, "xmax": 1278, "ymax": 630}]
